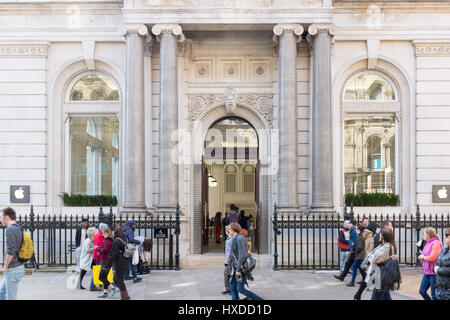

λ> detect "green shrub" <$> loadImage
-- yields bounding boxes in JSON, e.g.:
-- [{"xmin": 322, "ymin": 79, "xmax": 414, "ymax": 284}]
[
  {"xmin": 60, "ymin": 193, "xmax": 118, "ymax": 207},
  {"xmin": 345, "ymin": 193, "xmax": 399, "ymax": 207}
]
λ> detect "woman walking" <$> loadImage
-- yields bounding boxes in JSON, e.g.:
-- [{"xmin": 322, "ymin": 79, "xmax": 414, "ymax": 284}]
[
  {"xmin": 104, "ymin": 226, "xmax": 131, "ymax": 300},
  {"xmin": 95, "ymin": 227, "xmax": 118, "ymax": 298},
  {"xmin": 366, "ymin": 227, "xmax": 400, "ymax": 300},
  {"xmin": 418, "ymin": 227, "xmax": 443, "ymax": 300},
  {"xmin": 77, "ymin": 227, "xmax": 97, "ymax": 290},
  {"xmin": 222, "ymin": 225, "xmax": 234, "ymax": 295},
  {"xmin": 229, "ymin": 222, "xmax": 263, "ymax": 300},
  {"xmin": 214, "ymin": 212, "xmax": 222, "ymax": 244},
  {"xmin": 434, "ymin": 228, "xmax": 450, "ymax": 300}
]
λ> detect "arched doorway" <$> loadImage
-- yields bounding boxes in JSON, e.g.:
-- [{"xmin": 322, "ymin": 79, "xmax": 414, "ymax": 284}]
[{"xmin": 201, "ymin": 117, "xmax": 260, "ymax": 254}]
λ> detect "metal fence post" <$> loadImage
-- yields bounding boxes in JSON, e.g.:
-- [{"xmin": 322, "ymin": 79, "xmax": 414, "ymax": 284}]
[
  {"xmin": 108, "ymin": 205, "xmax": 114, "ymax": 227},
  {"xmin": 28, "ymin": 205, "xmax": 37, "ymax": 269},
  {"xmin": 98, "ymin": 204, "xmax": 104, "ymax": 225},
  {"xmin": 175, "ymin": 203, "xmax": 180, "ymax": 271},
  {"xmin": 415, "ymin": 204, "xmax": 421, "ymax": 267},
  {"xmin": 273, "ymin": 203, "xmax": 278, "ymax": 271}
]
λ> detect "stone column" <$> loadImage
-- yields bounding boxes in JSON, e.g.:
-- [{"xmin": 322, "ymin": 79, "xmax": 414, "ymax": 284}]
[
  {"xmin": 308, "ymin": 24, "xmax": 335, "ymax": 215},
  {"xmin": 273, "ymin": 24, "xmax": 303, "ymax": 214},
  {"xmin": 119, "ymin": 24, "xmax": 148, "ymax": 213},
  {"xmin": 151, "ymin": 24, "xmax": 185, "ymax": 213}
]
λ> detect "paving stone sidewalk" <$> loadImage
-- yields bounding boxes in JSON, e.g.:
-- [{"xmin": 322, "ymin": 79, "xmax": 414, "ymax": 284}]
[{"xmin": 15, "ymin": 267, "xmax": 424, "ymax": 300}]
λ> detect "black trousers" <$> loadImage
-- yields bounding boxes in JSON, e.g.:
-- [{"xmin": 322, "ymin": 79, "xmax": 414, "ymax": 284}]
[
  {"xmin": 114, "ymin": 268, "xmax": 127, "ymax": 291},
  {"xmin": 99, "ymin": 266, "xmax": 112, "ymax": 290},
  {"xmin": 341, "ymin": 252, "xmax": 355, "ymax": 277}
]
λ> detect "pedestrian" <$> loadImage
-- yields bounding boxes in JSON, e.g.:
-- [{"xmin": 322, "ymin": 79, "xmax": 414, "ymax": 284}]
[
  {"xmin": 90, "ymin": 222, "xmax": 109, "ymax": 291},
  {"xmin": 338, "ymin": 220, "xmax": 350, "ymax": 273},
  {"xmin": 433, "ymin": 228, "xmax": 450, "ymax": 300},
  {"xmin": 137, "ymin": 238, "xmax": 153, "ymax": 275},
  {"xmin": 214, "ymin": 212, "xmax": 222, "ymax": 244},
  {"xmin": 96, "ymin": 227, "xmax": 118, "ymax": 298},
  {"xmin": 334, "ymin": 219, "xmax": 357, "ymax": 281},
  {"xmin": 374, "ymin": 220, "xmax": 393, "ymax": 249},
  {"xmin": 365, "ymin": 227, "xmax": 400, "ymax": 300},
  {"xmin": 0, "ymin": 207, "xmax": 26, "ymax": 300},
  {"xmin": 75, "ymin": 218, "xmax": 88, "ymax": 273},
  {"xmin": 362, "ymin": 217, "xmax": 369, "ymax": 228},
  {"xmin": 77, "ymin": 227, "xmax": 98, "ymax": 290},
  {"xmin": 347, "ymin": 224, "xmax": 366, "ymax": 287},
  {"xmin": 229, "ymin": 222, "xmax": 263, "ymax": 300},
  {"xmin": 239, "ymin": 210, "xmax": 250, "ymax": 231},
  {"xmin": 123, "ymin": 220, "xmax": 142, "ymax": 283},
  {"xmin": 104, "ymin": 226, "xmax": 131, "ymax": 300},
  {"xmin": 222, "ymin": 225, "xmax": 234, "ymax": 295},
  {"xmin": 418, "ymin": 227, "xmax": 443, "ymax": 300},
  {"xmin": 352, "ymin": 221, "xmax": 377, "ymax": 300},
  {"xmin": 225, "ymin": 204, "xmax": 240, "ymax": 225}
]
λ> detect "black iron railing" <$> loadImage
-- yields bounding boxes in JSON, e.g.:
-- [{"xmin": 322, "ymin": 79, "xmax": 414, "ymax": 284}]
[
  {"xmin": 273, "ymin": 203, "xmax": 450, "ymax": 270},
  {"xmin": 0, "ymin": 204, "xmax": 181, "ymax": 270}
]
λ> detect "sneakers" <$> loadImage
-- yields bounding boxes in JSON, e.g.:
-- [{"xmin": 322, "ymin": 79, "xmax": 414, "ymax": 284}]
[
  {"xmin": 109, "ymin": 287, "xmax": 119, "ymax": 297},
  {"xmin": 133, "ymin": 277, "xmax": 142, "ymax": 283},
  {"xmin": 97, "ymin": 292, "xmax": 109, "ymax": 298}
]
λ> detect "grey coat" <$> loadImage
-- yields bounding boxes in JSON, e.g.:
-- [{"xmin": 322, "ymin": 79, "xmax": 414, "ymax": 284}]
[{"xmin": 231, "ymin": 233, "xmax": 248, "ymax": 272}]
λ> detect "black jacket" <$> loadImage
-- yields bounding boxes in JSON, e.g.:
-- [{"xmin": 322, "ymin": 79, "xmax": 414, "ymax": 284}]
[
  {"xmin": 436, "ymin": 246, "xmax": 450, "ymax": 298},
  {"xmin": 104, "ymin": 236, "xmax": 129, "ymax": 270},
  {"xmin": 75, "ymin": 227, "xmax": 88, "ymax": 248},
  {"xmin": 231, "ymin": 233, "xmax": 248, "ymax": 272},
  {"xmin": 355, "ymin": 233, "xmax": 366, "ymax": 259}
]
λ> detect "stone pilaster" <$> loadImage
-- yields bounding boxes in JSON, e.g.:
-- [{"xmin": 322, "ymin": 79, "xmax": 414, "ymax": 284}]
[
  {"xmin": 308, "ymin": 23, "xmax": 335, "ymax": 215},
  {"xmin": 118, "ymin": 24, "xmax": 148, "ymax": 214},
  {"xmin": 152, "ymin": 24, "xmax": 185, "ymax": 213},
  {"xmin": 273, "ymin": 24, "xmax": 303, "ymax": 214}
]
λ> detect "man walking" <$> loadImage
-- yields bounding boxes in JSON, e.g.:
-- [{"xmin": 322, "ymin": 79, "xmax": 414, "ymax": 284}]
[
  {"xmin": 225, "ymin": 204, "xmax": 239, "ymax": 225},
  {"xmin": 0, "ymin": 207, "xmax": 25, "ymax": 300},
  {"xmin": 123, "ymin": 220, "xmax": 142, "ymax": 283},
  {"xmin": 334, "ymin": 219, "xmax": 357, "ymax": 281},
  {"xmin": 75, "ymin": 218, "xmax": 88, "ymax": 273}
]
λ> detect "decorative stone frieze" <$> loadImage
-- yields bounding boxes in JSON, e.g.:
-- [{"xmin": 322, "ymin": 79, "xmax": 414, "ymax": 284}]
[
  {"xmin": 186, "ymin": 90, "xmax": 273, "ymax": 130},
  {"xmin": 414, "ymin": 43, "xmax": 450, "ymax": 57},
  {"xmin": 0, "ymin": 45, "xmax": 48, "ymax": 57}
]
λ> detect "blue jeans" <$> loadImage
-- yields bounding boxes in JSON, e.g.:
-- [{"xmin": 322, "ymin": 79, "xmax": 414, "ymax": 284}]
[
  {"xmin": 340, "ymin": 251, "xmax": 348, "ymax": 272},
  {"xmin": 0, "ymin": 265, "xmax": 25, "ymax": 300},
  {"xmin": 419, "ymin": 274, "xmax": 436, "ymax": 300},
  {"xmin": 351, "ymin": 259, "xmax": 367, "ymax": 283},
  {"xmin": 230, "ymin": 272, "xmax": 263, "ymax": 301},
  {"xmin": 371, "ymin": 288, "xmax": 392, "ymax": 300},
  {"xmin": 125, "ymin": 258, "xmax": 137, "ymax": 279}
]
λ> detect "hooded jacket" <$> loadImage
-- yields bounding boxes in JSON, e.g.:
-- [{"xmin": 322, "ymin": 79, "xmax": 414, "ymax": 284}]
[
  {"xmin": 123, "ymin": 223, "xmax": 141, "ymax": 245},
  {"xmin": 435, "ymin": 246, "xmax": 450, "ymax": 299}
]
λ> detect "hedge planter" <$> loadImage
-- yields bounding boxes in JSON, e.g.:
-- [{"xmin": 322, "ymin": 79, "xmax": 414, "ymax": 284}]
[
  {"xmin": 345, "ymin": 193, "xmax": 399, "ymax": 207},
  {"xmin": 61, "ymin": 193, "xmax": 118, "ymax": 207}
]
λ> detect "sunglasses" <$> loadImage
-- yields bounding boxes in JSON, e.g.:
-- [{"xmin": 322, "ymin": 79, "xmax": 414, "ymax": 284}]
[{"xmin": 445, "ymin": 234, "xmax": 450, "ymax": 238}]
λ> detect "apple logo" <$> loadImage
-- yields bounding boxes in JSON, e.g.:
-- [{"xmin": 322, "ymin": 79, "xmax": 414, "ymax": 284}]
[
  {"xmin": 15, "ymin": 187, "xmax": 25, "ymax": 200},
  {"xmin": 438, "ymin": 186, "xmax": 448, "ymax": 199}
]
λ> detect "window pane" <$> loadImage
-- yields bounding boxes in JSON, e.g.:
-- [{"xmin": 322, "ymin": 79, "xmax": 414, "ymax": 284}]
[
  {"xmin": 70, "ymin": 116, "xmax": 119, "ymax": 196},
  {"xmin": 69, "ymin": 73, "xmax": 119, "ymax": 101},
  {"xmin": 344, "ymin": 117, "xmax": 395, "ymax": 194},
  {"xmin": 344, "ymin": 73, "xmax": 395, "ymax": 101}
]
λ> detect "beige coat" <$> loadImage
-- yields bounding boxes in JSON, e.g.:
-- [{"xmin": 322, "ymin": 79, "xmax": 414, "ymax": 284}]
[
  {"xmin": 362, "ymin": 229, "xmax": 375, "ymax": 258},
  {"xmin": 365, "ymin": 242, "xmax": 398, "ymax": 290}
]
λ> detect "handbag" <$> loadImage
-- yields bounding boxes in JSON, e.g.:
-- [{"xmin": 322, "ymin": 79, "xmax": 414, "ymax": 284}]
[
  {"xmin": 231, "ymin": 236, "xmax": 256, "ymax": 274},
  {"xmin": 379, "ymin": 245, "xmax": 401, "ymax": 290},
  {"xmin": 92, "ymin": 265, "xmax": 114, "ymax": 285},
  {"xmin": 360, "ymin": 258, "xmax": 369, "ymax": 271}
]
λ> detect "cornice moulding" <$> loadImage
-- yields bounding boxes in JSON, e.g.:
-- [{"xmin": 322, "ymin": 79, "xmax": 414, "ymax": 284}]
[
  {"xmin": 0, "ymin": 44, "xmax": 48, "ymax": 57},
  {"xmin": 413, "ymin": 42, "xmax": 450, "ymax": 57}
]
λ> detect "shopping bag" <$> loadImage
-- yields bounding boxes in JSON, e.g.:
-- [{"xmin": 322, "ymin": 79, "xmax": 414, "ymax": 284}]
[{"xmin": 92, "ymin": 265, "xmax": 114, "ymax": 286}]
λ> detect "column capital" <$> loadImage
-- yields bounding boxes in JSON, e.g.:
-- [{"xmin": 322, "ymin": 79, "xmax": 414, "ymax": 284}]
[
  {"xmin": 118, "ymin": 24, "xmax": 149, "ymax": 37},
  {"xmin": 273, "ymin": 24, "xmax": 303, "ymax": 44},
  {"xmin": 307, "ymin": 23, "xmax": 335, "ymax": 37},
  {"xmin": 151, "ymin": 24, "xmax": 185, "ymax": 43}
]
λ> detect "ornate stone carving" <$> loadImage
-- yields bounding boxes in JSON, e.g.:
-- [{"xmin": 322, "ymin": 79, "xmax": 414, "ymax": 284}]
[
  {"xmin": 118, "ymin": 24, "xmax": 149, "ymax": 36},
  {"xmin": 307, "ymin": 23, "xmax": 335, "ymax": 36},
  {"xmin": 0, "ymin": 45, "xmax": 48, "ymax": 57},
  {"xmin": 414, "ymin": 43, "xmax": 450, "ymax": 57},
  {"xmin": 186, "ymin": 90, "xmax": 273, "ymax": 130},
  {"xmin": 151, "ymin": 23, "xmax": 185, "ymax": 43},
  {"xmin": 273, "ymin": 24, "xmax": 304, "ymax": 44}
]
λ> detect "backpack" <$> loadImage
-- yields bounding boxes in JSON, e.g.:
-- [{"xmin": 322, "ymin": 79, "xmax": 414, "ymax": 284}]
[
  {"xmin": 12, "ymin": 224, "xmax": 34, "ymax": 263},
  {"xmin": 229, "ymin": 211, "xmax": 239, "ymax": 223},
  {"xmin": 379, "ymin": 245, "xmax": 401, "ymax": 290},
  {"xmin": 118, "ymin": 238, "xmax": 137, "ymax": 258}
]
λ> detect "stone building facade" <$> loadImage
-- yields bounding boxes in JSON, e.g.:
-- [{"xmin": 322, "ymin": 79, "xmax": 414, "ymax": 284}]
[{"xmin": 1, "ymin": 0, "xmax": 450, "ymax": 262}]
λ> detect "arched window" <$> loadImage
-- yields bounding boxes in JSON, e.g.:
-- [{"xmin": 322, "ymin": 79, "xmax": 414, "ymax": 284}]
[
  {"xmin": 344, "ymin": 73, "xmax": 395, "ymax": 101},
  {"xmin": 67, "ymin": 71, "xmax": 120, "ymax": 197},
  {"xmin": 69, "ymin": 72, "xmax": 119, "ymax": 101}
]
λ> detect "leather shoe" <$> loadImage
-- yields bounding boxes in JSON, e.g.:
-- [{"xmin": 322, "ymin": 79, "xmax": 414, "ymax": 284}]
[
  {"xmin": 89, "ymin": 287, "xmax": 102, "ymax": 292},
  {"xmin": 133, "ymin": 278, "xmax": 142, "ymax": 283},
  {"xmin": 346, "ymin": 282, "xmax": 355, "ymax": 287},
  {"xmin": 333, "ymin": 275, "xmax": 344, "ymax": 281},
  {"xmin": 221, "ymin": 290, "xmax": 230, "ymax": 295},
  {"xmin": 125, "ymin": 276, "xmax": 133, "ymax": 281}
]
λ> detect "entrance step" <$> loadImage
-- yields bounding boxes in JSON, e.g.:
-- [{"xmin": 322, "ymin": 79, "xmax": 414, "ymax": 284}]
[{"xmin": 184, "ymin": 253, "xmax": 273, "ymax": 269}]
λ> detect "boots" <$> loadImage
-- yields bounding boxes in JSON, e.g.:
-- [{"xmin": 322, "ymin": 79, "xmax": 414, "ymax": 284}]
[
  {"xmin": 120, "ymin": 290, "xmax": 130, "ymax": 300},
  {"xmin": 333, "ymin": 274, "xmax": 344, "ymax": 281}
]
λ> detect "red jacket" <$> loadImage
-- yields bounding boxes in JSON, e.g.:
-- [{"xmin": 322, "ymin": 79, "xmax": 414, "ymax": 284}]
[
  {"xmin": 93, "ymin": 230, "xmax": 105, "ymax": 261},
  {"xmin": 95, "ymin": 237, "xmax": 113, "ymax": 265},
  {"xmin": 338, "ymin": 228, "xmax": 350, "ymax": 250}
]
